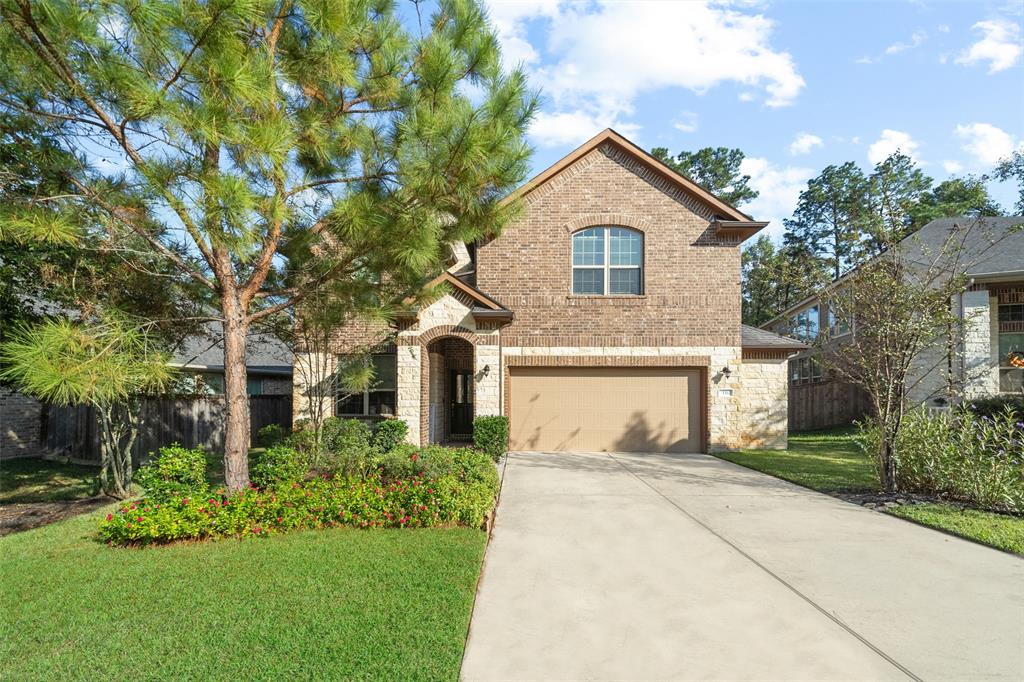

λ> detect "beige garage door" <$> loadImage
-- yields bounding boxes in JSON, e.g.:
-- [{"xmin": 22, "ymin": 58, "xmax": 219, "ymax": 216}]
[{"xmin": 509, "ymin": 367, "xmax": 703, "ymax": 453}]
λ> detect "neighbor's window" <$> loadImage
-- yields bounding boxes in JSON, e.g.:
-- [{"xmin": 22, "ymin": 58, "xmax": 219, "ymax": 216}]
[
  {"xmin": 791, "ymin": 305, "xmax": 820, "ymax": 341},
  {"xmin": 336, "ymin": 353, "xmax": 397, "ymax": 417},
  {"xmin": 827, "ymin": 307, "xmax": 851, "ymax": 337},
  {"xmin": 789, "ymin": 355, "xmax": 824, "ymax": 385},
  {"xmin": 571, "ymin": 227, "xmax": 643, "ymax": 295}
]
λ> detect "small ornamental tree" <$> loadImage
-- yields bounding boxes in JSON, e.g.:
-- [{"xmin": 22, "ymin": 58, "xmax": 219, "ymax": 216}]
[
  {"xmin": 0, "ymin": 0, "xmax": 536, "ymax": 491},
  {"xmin": 1, "ymin": 317, "xmax": 173, "ymax": 498},
  {"xmin": 818, "ymin": 218, "xmax": 1016, "ymax": 492}
]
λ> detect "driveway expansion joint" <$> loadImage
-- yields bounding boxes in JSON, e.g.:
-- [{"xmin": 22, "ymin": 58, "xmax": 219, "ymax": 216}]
[{"xmin": 606, "ymin": 452, "xmax": 923, "ymax": 682}]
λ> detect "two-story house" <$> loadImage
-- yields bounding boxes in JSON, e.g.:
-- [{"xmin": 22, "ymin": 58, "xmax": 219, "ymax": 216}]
[
  {"xmin": 293, "ymin": 129, "xmax": 804, "ymax": 452},
  {"xmin": 763, "ymin": 216, "xmax": 1024, "ymax": 430}
]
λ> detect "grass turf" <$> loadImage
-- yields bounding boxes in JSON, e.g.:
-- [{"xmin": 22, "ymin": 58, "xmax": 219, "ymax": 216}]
[
  {"xmin": 0, "ymin": 458, "xmax": 99, "ymax": 503},
  {"xmin": 887, "ymin": 503, "xmax": 1024, "ymax": 555},
  {"xmin": 715, "ymin": 427, "xmax": 879, "ymax": 493},
  {"xmin": 0, "ymin": 507, "xmax": 487, "ymax": 680},
  {"xmin": 716, "ymin": 427, "xmax": 1024, "ymax": 555}
]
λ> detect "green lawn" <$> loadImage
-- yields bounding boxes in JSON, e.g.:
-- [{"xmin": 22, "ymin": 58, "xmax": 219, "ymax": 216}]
[
  {"xmin": 716, "ymin": 427, "xmax": 879, "ymax": 492},
  {"xmin": 0, "ymin": 508, "xmax": 486, "ymax": 680},
  {"xmin": 716, "ymin": 428, "xmax": 1024, "ymax": 555},
  {"xmin": 888, "ymin": 504, "xmax": 1024, "ymax": 555},
  {"xmin": 0, "ymin": 458, "xmax": 99, "ymax": 503}
]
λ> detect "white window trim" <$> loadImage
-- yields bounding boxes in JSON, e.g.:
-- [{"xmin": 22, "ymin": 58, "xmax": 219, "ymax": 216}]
[{"xmin": 571, "ymin": 226, "xmax": 643, "ymax": 296}]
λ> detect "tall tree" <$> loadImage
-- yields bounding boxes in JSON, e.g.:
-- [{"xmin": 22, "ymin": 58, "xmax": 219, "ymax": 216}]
[
  {"xmin": 783, "ymin": 162, "xmax": 871, "ymax": 281},
  {"xmin": 862, "ymin": 152, "xmax": 932, "ymax": 254},
  {"xmin": 993, "ymin": 150, "xmax": 1024, "ymax": 215},
  {"xmin": 908, "ymin": 176, "xmax": 1003, "ymax": 230},
  {"xmin": 0, "ymin": 0, "xmax": 535, "ymax": 492},
  {"xmin": 651, "ymin": 146, "xmax": 758, "ymax": 206}
]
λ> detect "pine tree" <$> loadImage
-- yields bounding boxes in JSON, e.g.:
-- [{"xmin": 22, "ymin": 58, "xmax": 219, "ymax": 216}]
[
  {"xmin": 651, "ymin": 146, "xmax": 758, "ymax": 206},
  {"xmin": 0, "ymin": 0, "xmax": 536, "ymax": 491}
]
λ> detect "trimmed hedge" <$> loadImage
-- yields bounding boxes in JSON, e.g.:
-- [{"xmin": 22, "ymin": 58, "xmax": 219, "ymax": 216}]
[
  {"xmin": 473, "ymin": 415, "xmax": 509, "ymax": 460},
  {"xmin": 135, "ymin": 445, "xmax": 207, "ymax": 502}
]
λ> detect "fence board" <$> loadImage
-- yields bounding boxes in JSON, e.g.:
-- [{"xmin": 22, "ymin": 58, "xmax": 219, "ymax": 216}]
[
  {"xmin": 789, "ymin": 380, "xmax": 871, "ymax": 431},
  {"xmin": 43, "ymin": 396, "xmax": 291, "ymax": 464}
]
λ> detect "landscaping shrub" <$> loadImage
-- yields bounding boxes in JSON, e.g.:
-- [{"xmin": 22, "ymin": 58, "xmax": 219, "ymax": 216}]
[
  {"xmin": 98, "ymin": 454, "xmax": 500, "ymax": 545},
  {"xmin": 375, "ymin": 445, "xmax": 497, "ymax": 486},
  {"xmin": 250, "ymin": 446, "xmax": 307, "ymax": 488},
  {"xmin": 856, "ymin": 406, "xmax": 1024, "ymax": 512},
  {"xmin": 320, "ymin": 417, "xmax": 375, "ymax": 478},
  {"xmin": 256, "ymin": 423, "xmax": 289, "ymax": 448},
  {"xmin": 473, "ymin": 415, "xmax": 509, "ymax": 460},
  {"xmin": 372, "ymin": 418, "xmax": 409, "ymax": 453},
  {"xmin": 135, "ymin": 444, "xmax": 208, "ymax": 502},
  {"xmin": 965, "ymin": 395, "xmax": 1024, "ymax": 422}
]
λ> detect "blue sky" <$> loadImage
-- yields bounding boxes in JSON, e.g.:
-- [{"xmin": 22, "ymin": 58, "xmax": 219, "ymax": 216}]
[{"xmin": 481, "ymin": 0, "xmax": 1024, "ymax": 239}]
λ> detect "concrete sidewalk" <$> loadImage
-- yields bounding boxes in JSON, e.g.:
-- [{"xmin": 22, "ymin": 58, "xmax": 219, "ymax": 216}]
[{"xmin": 460, "ymin": 451, "xmax": 1024, "ymax": 681}]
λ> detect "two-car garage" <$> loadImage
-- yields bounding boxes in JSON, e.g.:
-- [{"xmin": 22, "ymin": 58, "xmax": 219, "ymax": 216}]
[{"xmin": 508, "ymin": 367, "xmax": 705, "ymax": 453}]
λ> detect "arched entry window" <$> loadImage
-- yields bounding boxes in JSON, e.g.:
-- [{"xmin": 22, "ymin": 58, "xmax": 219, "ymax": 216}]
[{"xmin": 571, "ymin": 227, "xmax": 643, "ymax": 295}]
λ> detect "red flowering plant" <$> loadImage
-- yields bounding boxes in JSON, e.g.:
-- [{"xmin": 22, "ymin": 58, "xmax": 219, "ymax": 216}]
[{"xmin": 98, "ymin": 445, "xmax": 498, "ymax": 545}]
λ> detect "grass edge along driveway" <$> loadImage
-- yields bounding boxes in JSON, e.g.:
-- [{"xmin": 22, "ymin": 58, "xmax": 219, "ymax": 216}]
[
  {"xmin": 716, "ymin": 428, "xmax": 1024, "ymax": 555},
  {"xmin": 0, "ymin": 506, "xmax": 486, "ymax": 680}
]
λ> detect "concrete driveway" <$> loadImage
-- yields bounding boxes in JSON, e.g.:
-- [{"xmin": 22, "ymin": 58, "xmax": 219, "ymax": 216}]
[{"xmin": 461, "ymin": 451, "xmax": 1024, "ymax": 682}]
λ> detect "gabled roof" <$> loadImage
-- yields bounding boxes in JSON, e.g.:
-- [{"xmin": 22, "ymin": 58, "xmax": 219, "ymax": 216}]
[
  {"xmin": 400, "ymin": 271, "xmax": 514, "ymax": 323},
  {"xmin": 504, "ymin": 128, "xmax": 757, "ymax": 225},
  {"xmin": 762, "ymin": 215, "xmax": 1024, "ymax": 329}
]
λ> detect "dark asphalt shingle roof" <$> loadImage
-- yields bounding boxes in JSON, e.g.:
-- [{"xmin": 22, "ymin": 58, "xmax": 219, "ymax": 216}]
[
  {"xmin": 901, "ymin": 216, "xmax": 1024, "ymax": 277},
  {"xmin": 171, "ymin": 324, "xmax": 292, "ymax": 374}
]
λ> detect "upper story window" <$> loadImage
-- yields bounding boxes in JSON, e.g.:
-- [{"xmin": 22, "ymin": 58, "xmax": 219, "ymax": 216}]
[
  {"xmin": 789, "ymin": 305, "xmax": 819, "ymax": 341},
  {"xmin": 571, "ymin": 227, "xmax": 643, "ymax": 295},
  {"xmin": 827, "ymin": 307, "xmax": 851, "ymax": 337}
]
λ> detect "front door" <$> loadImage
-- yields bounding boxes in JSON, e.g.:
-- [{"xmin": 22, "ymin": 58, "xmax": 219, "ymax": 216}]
[{"xmin": 449, "ymin": 370, "xmax": 474, "ymax": 440}]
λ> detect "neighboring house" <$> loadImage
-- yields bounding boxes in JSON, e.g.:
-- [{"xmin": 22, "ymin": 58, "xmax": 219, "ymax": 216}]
[
  {"xmin": 1, "ymin": 329, "xmax": 293, "ymax": 459},
  {"xmin": 294, "ymin": 129, "xmax": 804, "ymax": 452},
  {"xmin": 171, "ymin": 327, "xmax": 293, "ymax": 397},
  {"xmin": 762, "ymin": 216, "xmax": 1024, "ymax": 429}
]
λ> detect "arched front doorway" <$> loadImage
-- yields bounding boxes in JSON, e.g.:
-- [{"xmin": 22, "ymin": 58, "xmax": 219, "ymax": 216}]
[{"xmin": 425, "ymin": 336, "xmax": 475, "ymax": 444}]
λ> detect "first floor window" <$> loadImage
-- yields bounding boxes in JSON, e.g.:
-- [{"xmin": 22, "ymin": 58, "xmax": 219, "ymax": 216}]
[
  {"xmin": 998, "ymin": 332, "xmax": 1024, "ymax": 394},
  {"xmin": 337, "ymin": 353, "xmax": 397, "ymax": 416}
]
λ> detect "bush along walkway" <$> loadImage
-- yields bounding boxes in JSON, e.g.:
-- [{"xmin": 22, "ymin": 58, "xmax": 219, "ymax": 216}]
[{"xmin": 716, "ymin": 423, "xmax": 1024, "ymax": 555}]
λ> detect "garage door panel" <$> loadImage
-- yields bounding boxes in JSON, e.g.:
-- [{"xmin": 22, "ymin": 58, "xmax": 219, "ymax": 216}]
[{"xmin": 509, "ymin": 368, "xmax": 702, "ymax": 453}]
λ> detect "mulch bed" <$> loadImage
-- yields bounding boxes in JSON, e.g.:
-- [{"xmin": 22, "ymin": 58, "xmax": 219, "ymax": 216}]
[{"xmin": 0, "ymin": 496, "xmax": 113, "ymax": 537}]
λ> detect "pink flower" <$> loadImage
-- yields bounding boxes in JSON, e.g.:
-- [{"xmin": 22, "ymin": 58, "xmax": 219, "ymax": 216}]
[
  {"xmin": 105, "ymin": 514, "xmax": 113, "ymax": 521},
  {"xmin": 411, "ymin": 453, "xmax": 418, "ymax": 462},
  {"xmin": 182, "ymin": 498, "xmax": 189, "ymax": 505},
  {"xmin": 136, "ymin": 516, "xmax": 143, "ymax": 522},
  {"xmin": 277, "ymin": 517, "xmax": 283, "ymax": 523}
]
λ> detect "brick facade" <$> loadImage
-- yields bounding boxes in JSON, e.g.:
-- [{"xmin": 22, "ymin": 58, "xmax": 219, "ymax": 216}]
[
  {"xmin": 478, "ymin": 143, "xmax": 741, "ymax": 348},
  {"xmin": 303, "ymin": 131, "xmax": 791, "ymax": 450},
  {"xmin": 1, "ymin": 388, "xmax": 44, "ymax": 459}
]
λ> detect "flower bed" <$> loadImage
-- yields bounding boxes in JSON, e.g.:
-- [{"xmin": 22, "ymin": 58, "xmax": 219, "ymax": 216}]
[{"xmin": 100, "ymin": 439, "xmax": 500, "ymax": 546}]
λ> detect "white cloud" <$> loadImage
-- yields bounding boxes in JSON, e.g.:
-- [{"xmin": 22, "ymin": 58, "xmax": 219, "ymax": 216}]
[
  {"xmin": 739, "ymin": 157, "xmax": 814, "ymax": 240},
  {"xmin": 528, "ymin": 110, "xmax": 640, "ymax": 148},
  {"xmin": 672, "ymin": 111, "xmax": 699, "ymax": 133},
  {"xmin": 954, "ymin": 122, "xmax": 1021, "ymax": 165},
  {"xmin": 942, "ymin": 160, "xmax": 964, "ymax": 174},
  {"xmin": 868, "ymin": 129, "xmax": 921, "ymax": 165},
  {"xmin": 486, "ymin": 0, "xmax": 804, "ymax": 147},
  {"xmin": 956, "ymin": 19, "xmax": 1022, "ymax": 73},
  {"xmin": 789, "ymin": 132, "xmax": 823, "ymax": 155},
  {"xmin": 885, "ymin": 30, "xmax": 927, "ymax": 54}
]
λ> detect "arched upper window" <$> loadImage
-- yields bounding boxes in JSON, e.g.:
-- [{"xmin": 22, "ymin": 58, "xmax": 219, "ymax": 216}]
[{"xmin": 571, "ymin": 227, "xmax": 643, "ymax": 295}]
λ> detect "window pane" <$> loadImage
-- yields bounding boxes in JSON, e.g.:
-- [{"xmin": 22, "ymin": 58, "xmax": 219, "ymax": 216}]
[
  {"xmin": 609, "ymin": 268, "xmax": 641, "ymax": 294},
  {"xmin": 368, "ymin": 390, "xmax": 395, "ymax": 416},
  {"xmin": 202, "ymin": 373, "xmax": 224, "ymax": 395},
  {"xmin": 337, "ymin": 393, "xmax": 364, "ymax": 415},
  {"xmin": 999, "ymin": 333, "xmax": 1024, "ymax": 364},
  {"xmin": 572, "ymin": 228, "xmax": 605, "ymax": 266},
  {"xmin": 999, "ymin": 304, "xmax": 1024, "ymax": 323},
  {"xmin": 246, "ymin": 377, "xmax": 263, "ymax": 396},
  {"xmin": 609, "ymin": 228, "xmax": 642, "ymax": 266},
  {"xmin": 371, "ymin": 353, "xmax": 396, "ymax": 390},
  {"xmin": 572, "ymin": 268, "xmax": 604, "ymax": 294}
]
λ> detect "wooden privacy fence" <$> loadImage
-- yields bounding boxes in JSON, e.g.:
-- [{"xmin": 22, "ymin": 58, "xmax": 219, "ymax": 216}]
[
  {"xmin": 789, "ymin": 379, "xmax": 871, "ymax": 431},
  {"xmin": 43, "ymin": 395, "xmax": 292, "ymax": 465}
]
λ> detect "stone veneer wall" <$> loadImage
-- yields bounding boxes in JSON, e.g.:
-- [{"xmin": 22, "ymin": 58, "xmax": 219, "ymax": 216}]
[
  {"xmin": 1, "ymin": 388, "xmax": 44, "ymax": 459},
  {"xmin": 733, "ymin": 355, "xmax": 789, "ymax": 449}
]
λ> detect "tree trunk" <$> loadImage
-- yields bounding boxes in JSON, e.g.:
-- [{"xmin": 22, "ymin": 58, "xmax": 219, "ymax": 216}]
[{"xmin": 222, "ymin": 295, "xmax": 251, "ymax": 492}]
